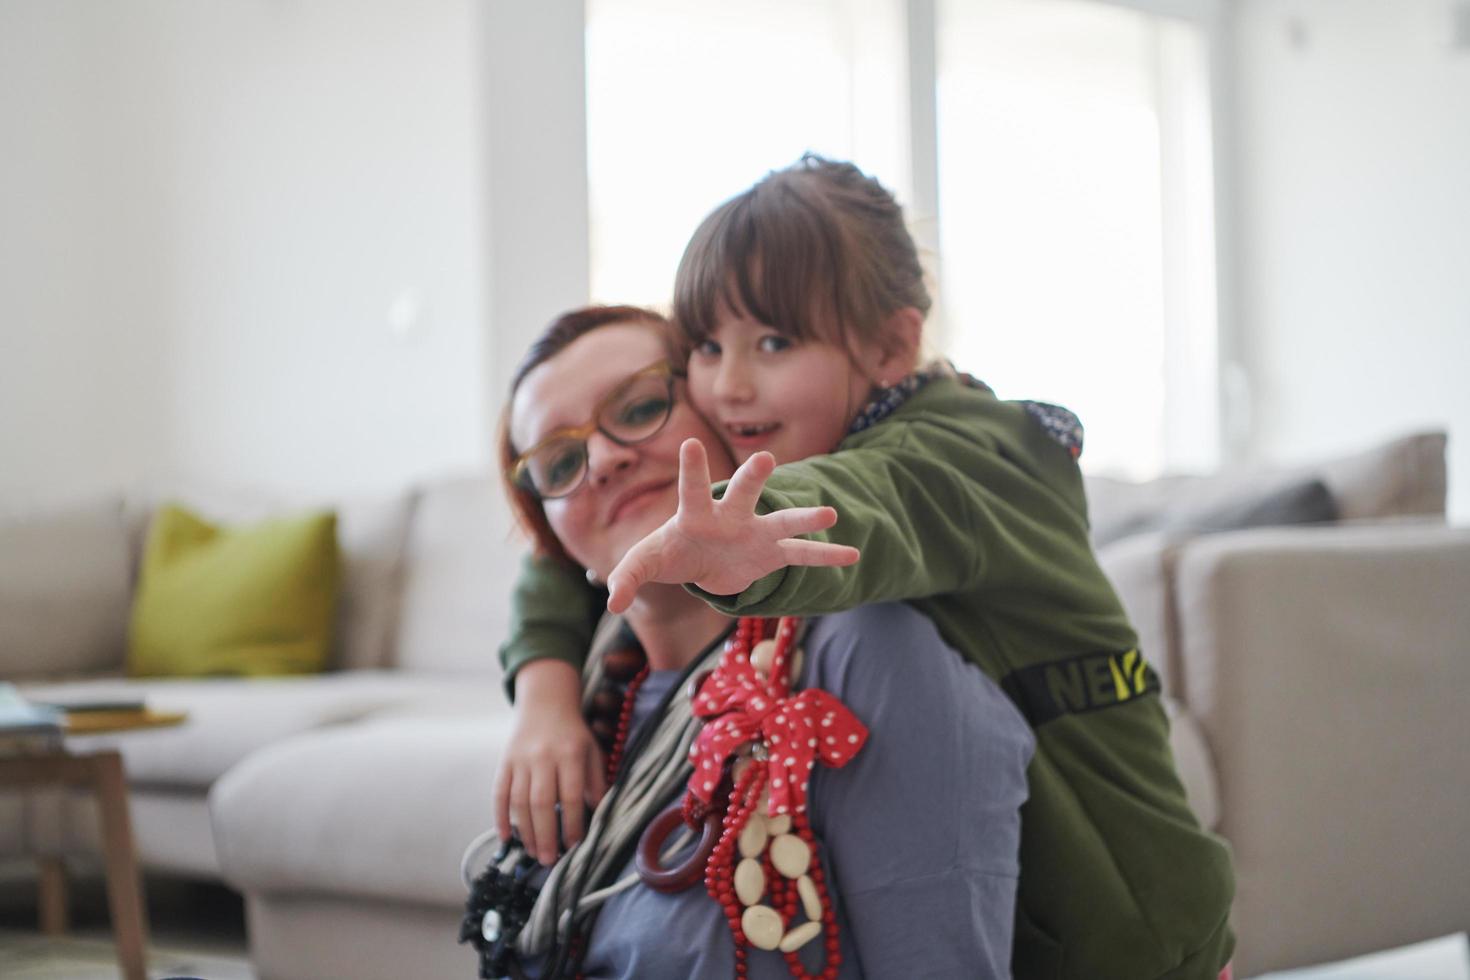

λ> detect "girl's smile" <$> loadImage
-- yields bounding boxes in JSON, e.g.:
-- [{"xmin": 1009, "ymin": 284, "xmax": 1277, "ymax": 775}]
[{"xmin": 722, "ymin": 419, "xmax": 784, "ymax": 451}]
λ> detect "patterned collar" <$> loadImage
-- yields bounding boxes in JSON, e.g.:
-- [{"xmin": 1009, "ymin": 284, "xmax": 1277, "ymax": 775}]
[
  {"xmin": 846, "ymin": 362, "xmax": 1083, "ymax": 458},
  {"xmin": 847, "ymin": 361, "xmax": 993, "ymax": 435}
]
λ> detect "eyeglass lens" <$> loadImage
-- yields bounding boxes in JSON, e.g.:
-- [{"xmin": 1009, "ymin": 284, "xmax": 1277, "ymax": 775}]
[{"xmin": 525, "ymin": 371, "xmax": 673, "ymax": 497}]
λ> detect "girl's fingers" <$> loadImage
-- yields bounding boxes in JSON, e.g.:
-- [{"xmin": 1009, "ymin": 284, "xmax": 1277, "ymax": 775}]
[
  {"xmin": 605, "ymin": 538, "xmax": 655, "ymax": 614},
  {"xmin": 528, "ymin": 768, "xmax": 559, "ymax": 865},
  {"xmin": 777, "ymin": 538, "xmax": 861, "ymax": 568},
  {"xmin": 721, "ymin": 451, "xmax": 776, "ymax": 514},
  {"xmin": 557, "ymin": 760, "xmax": 586, "ymax": 848},
  {"xmin": 677, "ymin": 439, "xmax": 715, "ymax": 516},
  {"xmin": 756, "ymin": 505, "xmax": 839, "ymax": 539},
  {"xmin": 508, "ymin": 767, "xmax": 534, "ymax": 858},
  {"xmin": 493, "ymin": 763, "xmax": 514, "ymax": 843}
]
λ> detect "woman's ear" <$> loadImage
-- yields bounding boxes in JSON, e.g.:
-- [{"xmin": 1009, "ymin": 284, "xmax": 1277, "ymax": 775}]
[{"xmin": 874, "ymin": 307, "xmax": 924, "ymax": 382}]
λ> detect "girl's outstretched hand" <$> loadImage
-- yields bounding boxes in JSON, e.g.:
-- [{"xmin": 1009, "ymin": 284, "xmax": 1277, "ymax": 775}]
[{"xmin": 604, "ymin": 438, "xmax": 860, "ymax": 614}]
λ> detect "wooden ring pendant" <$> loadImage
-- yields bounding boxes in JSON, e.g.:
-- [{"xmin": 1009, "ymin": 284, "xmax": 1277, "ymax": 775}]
[{"xmin": 635, "ymin": 801, "xmax": 720, "ymax": 893}]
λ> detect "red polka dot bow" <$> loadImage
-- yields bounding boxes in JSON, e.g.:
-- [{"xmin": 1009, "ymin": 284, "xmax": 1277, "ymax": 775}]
[{"xmin": 687, "ymin": 620, "xmax": 868, "ymax": 817}]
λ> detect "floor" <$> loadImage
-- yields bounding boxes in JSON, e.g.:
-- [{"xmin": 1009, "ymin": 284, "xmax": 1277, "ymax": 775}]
[
  {"xmin": 0, "ymin": 871, "xmax": 1464, "ymax": 979},
  {"xmin": 1257, "ymin": 935, "xmax": 1470, "ymax": 980},
  {"xmin": 0, "ymin": 872, "xmax": 253, "ymax": 979}
]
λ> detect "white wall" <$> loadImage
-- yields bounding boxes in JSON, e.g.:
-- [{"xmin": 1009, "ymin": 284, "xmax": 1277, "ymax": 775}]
[
  {"xmin": 0, "ymin": 0, "xmax": 491, "ymax": 502},
  {"xmin": 6, "ymin": 0, "xmax": 1465, "ymax": 518},
  {"xmin": 482, "ymin": 0, "xmax": 591, "ymax": 404},
  {"xmin": 1231, "ymin": 0, "xmax": 1470, "ymax": 521}
]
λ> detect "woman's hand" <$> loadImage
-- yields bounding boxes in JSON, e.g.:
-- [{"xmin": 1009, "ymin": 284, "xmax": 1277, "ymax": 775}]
[
  {"xmin": 493, "ymin": 660, "xmax": 607, "ymax": 866},
  {"xmin": 605, "ymin": 438, "xmax": 860, "ymax": 614}
]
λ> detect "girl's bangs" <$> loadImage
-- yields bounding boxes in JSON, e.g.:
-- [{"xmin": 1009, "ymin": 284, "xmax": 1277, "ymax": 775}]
[{"xmin": 675, "ymin": 189, "xmax": 839, "ymax": 346}]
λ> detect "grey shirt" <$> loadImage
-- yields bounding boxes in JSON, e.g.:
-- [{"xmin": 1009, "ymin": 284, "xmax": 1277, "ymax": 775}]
[{"xmin": 556, "ymin": 602, "xmax": 1033, "ymax": 979}]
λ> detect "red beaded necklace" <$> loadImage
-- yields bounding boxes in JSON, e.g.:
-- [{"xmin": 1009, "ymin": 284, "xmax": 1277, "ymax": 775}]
[
  {"xmin": 588, "ymin": 639, "xmax": 651, "ymax": 781},
  {"xmin": 697, "ymin": 617, "xmax": 844, "ymax": 980},
  {"xmin": 580, "ymin": 618, "xmax": 855, "ymax": 980},
  {"xmin": 604, "ymin": 663, "xmax": 649, "ymax": 785}
]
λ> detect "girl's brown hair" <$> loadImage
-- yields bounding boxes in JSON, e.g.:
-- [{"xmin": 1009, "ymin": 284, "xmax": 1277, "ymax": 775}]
[
  {"xmin": 498, "ymin": 305, "xmax": 684, "ymax": 565},
  {"xmin": 673, "ymin": 154, "xmax": 930, "ymax": 358}
]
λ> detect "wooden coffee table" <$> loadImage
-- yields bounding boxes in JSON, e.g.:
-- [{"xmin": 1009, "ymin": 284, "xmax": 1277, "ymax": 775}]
[{"xmin": 0, "ymin": 710, "xmax": 187, "ymax": 980}]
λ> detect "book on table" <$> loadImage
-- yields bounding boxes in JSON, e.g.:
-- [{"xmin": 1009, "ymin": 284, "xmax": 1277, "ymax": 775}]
[
  {"xmin": 34, "ymin": 696, "xmax": 148, "ymax": 715},
  {"xmin": 1, "ymin": 684, "xmax": 184, "ymax": 740},
  {"xmin": 0, "ymin": 682, "xmax": 65, "ymax": 754}
]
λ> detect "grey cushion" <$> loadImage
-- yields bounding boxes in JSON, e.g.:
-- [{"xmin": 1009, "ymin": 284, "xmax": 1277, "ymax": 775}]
[
  {"xmin": 1092, "ymin": 476, "xmax": 1338, "ymax": 547},
  {"xmin": 1086, "ymin": 430, "xmax": 1447, "ymax": 547}
]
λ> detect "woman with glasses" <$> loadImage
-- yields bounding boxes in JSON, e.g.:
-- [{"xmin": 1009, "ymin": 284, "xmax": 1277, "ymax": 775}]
[{"xmin": 463, "ymin": 305, "xmax": 1033, "ymax": 978}]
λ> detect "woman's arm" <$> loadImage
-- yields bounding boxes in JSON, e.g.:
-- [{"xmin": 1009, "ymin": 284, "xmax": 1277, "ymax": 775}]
[{"xmin": 803, "ymin": 602, "xmax": 1034, "ymax": 978}]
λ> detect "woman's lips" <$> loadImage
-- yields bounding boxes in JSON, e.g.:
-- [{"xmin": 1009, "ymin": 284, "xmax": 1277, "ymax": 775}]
[{"xmin": 607, "ymin": 479, "xmax": 675, "ymax": 525}]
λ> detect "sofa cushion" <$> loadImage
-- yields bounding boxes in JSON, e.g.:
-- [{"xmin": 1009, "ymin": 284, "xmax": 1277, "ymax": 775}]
[
  {"xmin": 1313, "ymin": 430, "xmax": 1447, "ymax": 521},
  {"xmin": 128, "ymin": 505, "xmax": 342, "ymax": 678},
  {"xmin": 1085, "ymin": 430, "xmax": 1445, "ymax": 546},
  {"xmin": 127, "ymin": 485, "xmax": 417, "ymax": 671},
  {"xmin": 393, "ymin": 475, "xmax": 522, "ymax": 676},
  {"xmin": 1091, "ymin": 477, "xmax": 1338, "ymax": 548},
  {"xmin": 332, "ymin": 493, "xmax": 418, "ymax": 671},
  {"xmin": 0, "ymin": 498, "xmax": 133, "ymax": 679},
  {"xmin": 17, "ymin": 673, "xmax": 505, "ymax": 791},
  {"xmin": 212, "ymin": 715, "xmax": 512, "ymax": 906}
]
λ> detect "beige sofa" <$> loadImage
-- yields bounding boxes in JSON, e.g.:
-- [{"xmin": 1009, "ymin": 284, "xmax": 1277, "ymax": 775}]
[
  {"xmin": 2, "ymin": 433, "xmax": 1466, "ymax": 978},
  {"xmin": 1089, "ymin": 432, "xmax": 1469, "ymax": 976},
  {"xmin": 0, "ymin": 475, "xmax": 521, "ymax": 978}
]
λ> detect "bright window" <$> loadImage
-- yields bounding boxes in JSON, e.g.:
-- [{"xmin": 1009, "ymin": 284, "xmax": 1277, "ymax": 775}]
[
  {"xmin": 585, "ymin": 0, "xmax": 1219, "ymax": 477},
  {"xmin": 936, "ymin": 0, "xmax": 1218, "ymax": 477},
  {"xmin": 585, "ymin": 0, "xmax": 910, "ymax": 310}
]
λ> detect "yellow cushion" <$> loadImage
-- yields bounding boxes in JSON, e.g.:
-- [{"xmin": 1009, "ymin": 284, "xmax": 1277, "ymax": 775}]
[{"xmin": 127, "ymin": 505, "xmax": 341, "ymax": 677}]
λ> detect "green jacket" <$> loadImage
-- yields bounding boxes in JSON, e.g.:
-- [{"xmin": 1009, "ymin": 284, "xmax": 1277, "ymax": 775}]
[{"xmin": 500, "ymin": 377, "xmax": 1235, "ymax": 979}]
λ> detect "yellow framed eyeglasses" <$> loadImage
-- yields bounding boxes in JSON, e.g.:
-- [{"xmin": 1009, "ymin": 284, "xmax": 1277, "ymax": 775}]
[{"xmin": 511, "ymin": 361, "xmax": 679, "ymax": 499}]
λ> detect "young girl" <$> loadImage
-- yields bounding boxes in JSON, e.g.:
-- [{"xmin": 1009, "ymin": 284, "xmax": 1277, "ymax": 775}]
[{"xmin": 495, "ymin": 156, "xmax": 1235, "ymax": 979}]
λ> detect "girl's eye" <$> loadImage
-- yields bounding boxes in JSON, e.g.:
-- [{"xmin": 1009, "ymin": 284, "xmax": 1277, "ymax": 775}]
[
  {"xmin": 758, "ymin": 334, "xmax": 792, "ymax": 354},
  {"xmin": 693, "ymin": 339, "xmax": 721, "ymax": 357}
]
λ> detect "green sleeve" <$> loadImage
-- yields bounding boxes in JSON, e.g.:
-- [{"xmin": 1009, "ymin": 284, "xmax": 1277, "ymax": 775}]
[
  {"xmin": 498, "ymin": 552, "xmax": 604, "ymax": 702},
  {"xmin": 689, "ymin": 408, "xmax": 1095, "ymax": 618}
]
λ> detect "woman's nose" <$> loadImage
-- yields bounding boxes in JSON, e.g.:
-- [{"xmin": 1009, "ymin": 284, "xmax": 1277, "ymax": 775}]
[{"xmin": 586, "ymin": 429, "xmax": 637, "ymax": 485}]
